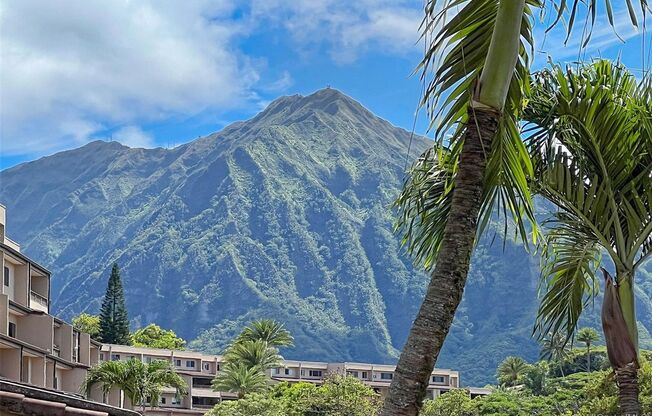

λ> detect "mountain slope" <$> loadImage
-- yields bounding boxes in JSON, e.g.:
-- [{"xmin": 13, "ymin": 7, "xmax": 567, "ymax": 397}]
[{"xmin": 3, "ymin": 88, "xmax": 650, "ymax": 386}]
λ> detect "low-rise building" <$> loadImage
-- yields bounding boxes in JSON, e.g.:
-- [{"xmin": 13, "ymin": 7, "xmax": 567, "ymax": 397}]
[
  {"xmin": 0, "ymin": 204, "xmax": 101, "ymax": 396},
  {"xmin": 102, "ymin": 344, "xmax": 473, "ymax": 415}
]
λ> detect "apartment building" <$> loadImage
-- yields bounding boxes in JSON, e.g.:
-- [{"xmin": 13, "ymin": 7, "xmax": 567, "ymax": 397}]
[
  {"xmin": 0, "ymin": 204, "xmax": 101, "ymax": 396},
  {"xmin": 102, "ymin": 344, "xmax": 485, "ymax": 416},
  {"xmin": 100, "ymin": 344, "xmax": 235, "ymax": 415},
  {"xmin": 0, "ymin": 204, "xmax": 135, "ymax": 416},
  {"xmin": 270, "ymin": 361, "xmax": 460, "ymax": 400}
]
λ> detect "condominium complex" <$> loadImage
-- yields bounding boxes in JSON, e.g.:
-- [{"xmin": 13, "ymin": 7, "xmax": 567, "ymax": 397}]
[
  {"xmin": 0, "ymin": 204, "xmax": 134, "ymax": 416},
  {"xmin": 102, "ymin": 344, "xmax": 481, "ymax": 415},
  {"xmin": 99, "ymin": 344, "xmax": 231, "ymax": 414}
]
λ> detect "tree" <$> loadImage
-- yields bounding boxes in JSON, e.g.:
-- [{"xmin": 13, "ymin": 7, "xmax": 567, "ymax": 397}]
[
  {"xmin": 130, "ymin": 324, "xmax": 186, "ymax": 350},
  {"xmin": 99, "ymin": 263, "xmax": 131, "ymax": 345},
  {"xmin": 72, "ymin": 313, "xmax": 100, "ymax": 339},
  {"xmin": 224, "ymin": 339, "xmax": 282, "ymax": 371},
  {"xmin": 420, "ymin": 389, "xmax": 473, "ymax": 416},
  {"xmin": 530, "ymin": 61, "xmax": 652, "ymax": 414},
  {"xmin": 237, "ymin": 319, "xmax": 294, "ymax": 348},
  {"xmin": 496, "ymin": 356, "xmax": 528, "ymax": 387},
  {"xmin": 523, "ymin": 361, "xmax": 549, "ymax": 396},
  {"xmin": 212, "ymin": 363, "xmax": 269, "ymax": 399},
  {"xmin": 577, "ymin": 328, "xmax": 601, "ymax": 372},
  {"xmin": 540, "ymin": 333, "xmax": 571, "ymax": 377},
  {"xmin": 81, "ymin": 359, "xmax": 188, "ymax": 412},
  {"xmin": 383, "ymin": 1, "xmax": 643, "ymax": 414}
]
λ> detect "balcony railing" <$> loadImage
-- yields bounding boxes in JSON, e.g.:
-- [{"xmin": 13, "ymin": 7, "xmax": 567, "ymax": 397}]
[{"xmin": 30, "ymin": 291, "xmax": 48, "ymax": 311}]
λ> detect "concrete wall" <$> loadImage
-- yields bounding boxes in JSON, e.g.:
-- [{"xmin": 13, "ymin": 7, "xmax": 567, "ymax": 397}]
[
  {"xmin": 0, "ymin": 348, "xmax": 20, "ymax": 380},
  {"xmin": 79, "ymin": 332, "xmax": 91, "ymax": 365},
  {"xmin": 59, "ymin": 323, "xmax": 73, "ymax": 361},
  {"xmin": 17, "ymin": 313, "xmax": 53, "ymax": 351},
  {"xmin": 0, "ymin": 294, "xmax": 8, "ymax": 336},
  {"xmin": 13, "ymin": 263, "xmax": 28, "ymax": 306}
]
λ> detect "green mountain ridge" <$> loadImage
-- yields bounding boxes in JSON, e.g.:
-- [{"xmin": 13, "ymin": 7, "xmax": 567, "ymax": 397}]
[{"xmin": 1, "ymin": 88, "xmax": 650, "ymax": 386}]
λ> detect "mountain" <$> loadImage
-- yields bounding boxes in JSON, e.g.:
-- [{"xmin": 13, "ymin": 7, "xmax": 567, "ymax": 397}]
[{"xmin": 2, "ymin": 88, "xmax": 651, "ymax": 386}]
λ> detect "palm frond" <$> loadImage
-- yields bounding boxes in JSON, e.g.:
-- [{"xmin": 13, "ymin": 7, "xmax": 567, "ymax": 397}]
[{"xmin": 534, "ymin": 214, "xmax": 601, "ymax": 340}]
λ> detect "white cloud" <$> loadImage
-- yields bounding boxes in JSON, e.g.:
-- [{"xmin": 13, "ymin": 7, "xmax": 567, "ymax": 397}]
[
  {"xmin": 111, "ymin": 126, "xmax": 155, "ymax": 149},
  {"xmin": 248, "ymin": 0, "xmax": 422, "ymax": 63},
  {"xmin": 0, "ymin": 0, "xmax": 257, "ymax": 157}
]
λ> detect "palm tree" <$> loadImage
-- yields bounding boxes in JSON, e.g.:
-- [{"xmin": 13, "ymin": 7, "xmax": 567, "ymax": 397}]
[
  {"xmin": 211, "ymin": 363, "xmax": 269, "ymax": 399},
  {"xmin": 383, "ymin": 2, "xmax": 644, "ymax": 415},
  {"xmin": 496, "ymin": 356, "xmax": 528, "ymax": 387},
  {"xmin": 224, "ymin": 339, "xmax": 283, "ymax": 371},
  {"xmin": 577, "ymin": 327, "xmax": 600, "ymax": 372},
  {"xmin": 81, "ymin": 359, "xmax": 188, "ymax": 412},
  {"xmin": 539, "ymin": 333, "xmax": 571, "ymax": 377},
  {"xmin": 237, "ymin": 319, "xmax": 294, "ymax": 348},
  {"xmin": 529, "ymin": 61, "xmax": 652, "ymax": 414}
]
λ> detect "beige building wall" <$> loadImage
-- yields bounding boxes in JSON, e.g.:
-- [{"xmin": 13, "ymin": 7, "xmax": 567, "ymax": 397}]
[
  {"xmin": 0, "ymin": 348, "xmax": 20, "ymax": 380},
  {"xmin": 17, "ymin": 313, "xmax": 53, "ymax": 351}
]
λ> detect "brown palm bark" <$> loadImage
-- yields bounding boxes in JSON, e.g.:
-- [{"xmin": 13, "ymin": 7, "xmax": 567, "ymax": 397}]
[
  {"xmin": 602, "ymin": 270, "xmax": 640, "ymax": 415},
  {"xmin": 379, "ymin": 106, "xmax": 500, "ymax": 415}
]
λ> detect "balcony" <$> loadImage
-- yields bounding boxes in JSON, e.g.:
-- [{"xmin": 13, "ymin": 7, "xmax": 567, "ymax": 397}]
[{"xmin": 30, "ymin": 291, "xmax": 48, "ymax": 312}]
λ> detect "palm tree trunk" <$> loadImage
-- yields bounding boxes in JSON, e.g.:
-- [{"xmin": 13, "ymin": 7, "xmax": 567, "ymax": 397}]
[
  {"xmin": 380, "ymin": 1, "xmax": 525, "ymax": 414},
  {"xmin": 587, "ymin": 344, "xmax": 591, "ymax": 372},
  {"xmin": 379, "ymin": 106, "xmax": 500, "ymax": 416},
  {"xmin": 602, "ymin": 270, "xmax": 640, "ymax": 415}
]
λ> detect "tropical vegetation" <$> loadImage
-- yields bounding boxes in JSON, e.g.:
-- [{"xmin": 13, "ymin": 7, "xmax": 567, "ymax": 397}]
[
  {"xmin": 207, "ymin": 375, "xmax": 380, "ymax": 416},
  {"xmin": 529, "ymin": 60, "xmax": 652, "ymax": 413},
  {"xmin": 72, "ymin": 313, "xmax": 100, "ymax": 339},
  {"xmin": 385, "ymin": 1, "xmax": 644, "ymax": 414},
  {"xmin": 211, "ymin": 319, "xmax": 293, "ymax": 398},
  {"xmin": 130, "ymin": 324, "xmax": 186, "ymax": 350},
  {"xmin": 81, "ymin": 358, "xmax": 188, "ymax": 411}
]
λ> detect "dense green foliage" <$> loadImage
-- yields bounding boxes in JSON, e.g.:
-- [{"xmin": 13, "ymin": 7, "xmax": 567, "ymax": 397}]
[
  {"xmin": 82, "ymin": 359, "xmax": 188, "ymax": 409},
  {"xmin": 72, "ymin": 313, "xmax": 100, "ymax": 339},
  {"xmin": 130, "ymin": 324, "xmax": 186, "ymax": 349},
  {"xmin": 99, "ymin": 263, "xmax": 131, "ymax": 345},
  {"xmin": 207, "ymin": 375, "xmax": 380, "ymax": 416},
  {"xmin": 212, "ymin": 319, "xmax": 291, "ymax": 397},
  {"xmin": 3, "ymin": 88, "xmax": 652, "ymax": 385}
]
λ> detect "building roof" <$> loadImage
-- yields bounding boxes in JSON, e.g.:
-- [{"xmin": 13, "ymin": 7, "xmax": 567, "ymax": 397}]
[{"xmin": 0, "ymin": 378, "xmax": 139, "ymax": 416}]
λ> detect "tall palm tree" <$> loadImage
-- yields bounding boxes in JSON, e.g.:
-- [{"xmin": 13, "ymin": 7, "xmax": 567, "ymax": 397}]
[
  {"xmin": 212, "ymin": 363, "xmax": 269, "ymax": 399},
  {"xmin": 237, "ymin": 319, "xmax": 294, "ymax": 348},
  {"xmin": 496, "ymin": 356, "xmax": 528, "ymax": 387},
  {"xmin": 529, "ymin": 61, "xmax": 652, "ymax": 415},
  {"xmin": 224, "ymin": 339, "xmax": 283, "ymax": 371},
  {"xmin": 539, "ymin": 333, "xmax": 571, "ymax": 377},
  {"xmin": 81, "ymin": 359, "xmax": 188, "ymax": 412},
  {"xmin": 577, "ymin": 327, "xmax": 600, "ymax": 372},
  {"xmin": 384, "ymin": 2, "xmax": 644, "ymax": 415}
]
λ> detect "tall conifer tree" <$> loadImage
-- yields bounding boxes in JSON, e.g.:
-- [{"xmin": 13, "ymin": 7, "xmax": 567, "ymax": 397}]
[{"xmin": 99, "ymin": 263, "xmax": 131, "ymax": 344}]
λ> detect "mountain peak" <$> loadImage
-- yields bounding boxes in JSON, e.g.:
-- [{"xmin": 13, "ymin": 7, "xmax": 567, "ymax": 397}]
[{"xmin": 255, "ymin": 88, "xmax": 373, "ymax": 127}]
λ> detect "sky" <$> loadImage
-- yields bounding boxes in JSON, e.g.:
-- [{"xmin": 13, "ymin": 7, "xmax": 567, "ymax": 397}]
[{"xmin": 1, "ymin": 0, "xmax": 650, "ymax": 170}]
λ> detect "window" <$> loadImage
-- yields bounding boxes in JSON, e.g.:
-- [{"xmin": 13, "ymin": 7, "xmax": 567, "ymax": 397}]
[
  {"xmin": 100, "ymin": 353, "xmax": 104, "ymax": 361},
  {"xmin": 145, "ymin": 356, "xmax": 152, "ymax": 364},
  {"xmin": 8, "ymin": 322, "xmax": 16, "ymax": 338},
  {"xmin": 160, "ymin": 398, "xmax": 166, "ymax": 405},
  {"xmin": 175, "ymin": 359, "xmax": 181, "ymax": 366},
  {"xmin": 348, "ymin": 371, "xmax": 359, "ymax": 378},
  {"xmin": 432, "ymin": 376, "xmax": 445, "ymax": 384},
  {"xmin": 272, "ymin": 368, "xmax": 280, "ymax": 375},
  {"xmin": 380, "ymin": 373, "xmax": 393, "ymax": 380},
  {"xmin": 3, "ymin": 267, "xmax": 8, "ymax": 286},
  {"xmin": 203, "ymin": 363, "xmax": 210, "ymax": 370},
  {"xmin": 111, "ymin": 354, "xmax": 120, "ymax": 361},
  {"xmin": 171, "ymin": 396, "xmax": 181, "ymax": 405},
  {"xmin": 308, "ymin": 370, "xmax": 322, "ymax": 378},
  {"xmin": 361, "ymin": 371, "xmax": 368, "ymax": 379},
  {"xmin": 284, "ymin": 368, "xmax": 291, "ymax": 376},
  {"xmin": 186, "ymin": 360, "xmax": 195, "ymax": 368}
]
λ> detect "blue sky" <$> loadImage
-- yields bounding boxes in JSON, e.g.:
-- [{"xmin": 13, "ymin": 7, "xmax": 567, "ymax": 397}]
[{"xmin": 1, "ymin": 1, "xmax": 650, "ymax": 170}]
